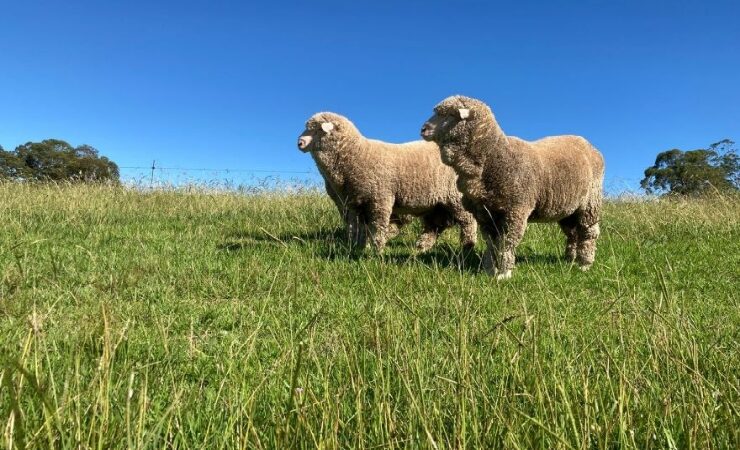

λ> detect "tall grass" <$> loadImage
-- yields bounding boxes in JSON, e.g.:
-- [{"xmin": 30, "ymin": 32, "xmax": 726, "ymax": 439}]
[{"xmin": 1, "ymin": 182, "xmax": 738, "ymax": 448}]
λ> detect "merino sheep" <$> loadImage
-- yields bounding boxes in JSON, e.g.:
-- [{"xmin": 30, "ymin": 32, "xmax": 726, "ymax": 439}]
[
  {"xmin": 298, "ymin": 112, "xmax": 477, "ymax": 251},
  {"xmin": 421, "ymin": 95, "xmax": 604, "ymax": 279}
]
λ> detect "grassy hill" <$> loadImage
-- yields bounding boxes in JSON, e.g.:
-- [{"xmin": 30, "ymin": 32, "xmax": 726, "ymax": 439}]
[{"xmin": 1, "ymin": 183, "xmax": 738, "ymax": 449}]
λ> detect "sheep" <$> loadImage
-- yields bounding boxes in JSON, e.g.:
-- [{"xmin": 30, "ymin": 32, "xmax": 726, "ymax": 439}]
[
  {"xmin": 421, "ymin": 95, "xmax": 604, "ymax": 279},
  {"xmin": 298, "ymin": 111, "xmax": 477, "ymax": 252}
]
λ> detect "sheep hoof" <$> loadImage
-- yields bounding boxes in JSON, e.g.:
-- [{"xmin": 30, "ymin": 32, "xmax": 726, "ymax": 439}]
[
  {"xmin": 578, "ymin": 264, "xmax": 592, "ymax": 272},
  {"xmin": 495, "ymin": 270, "xmax": 512, "ymax": 281}
]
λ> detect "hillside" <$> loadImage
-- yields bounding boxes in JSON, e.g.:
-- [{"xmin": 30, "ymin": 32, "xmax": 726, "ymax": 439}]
[{"xmin": 1, "ymin": 183, "xmax": 738, "ymax": 448}]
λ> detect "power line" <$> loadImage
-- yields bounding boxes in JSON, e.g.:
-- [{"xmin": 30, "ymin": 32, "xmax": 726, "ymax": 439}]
[
  {"xmin": 118, "ymin": 165, "xmax": 316, "ymax": 174},
  {"xmin": 117, "ymin": 164, "xmax": 642, "ymax": 194}
]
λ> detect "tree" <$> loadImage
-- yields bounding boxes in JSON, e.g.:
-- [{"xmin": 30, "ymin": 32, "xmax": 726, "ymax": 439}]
[
  {"xmin": 0, "ymin": 145, "xmax": 27, "ymax": 179},
  {"xmin": 0, "ymin": 139, "xmax": 119, "ymax": 182},
  {"xmin": 641, "ymin": 139, "xmax": 738, "ymax": 196}
]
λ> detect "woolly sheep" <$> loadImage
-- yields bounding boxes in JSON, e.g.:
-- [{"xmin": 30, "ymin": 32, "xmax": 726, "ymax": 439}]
[
  {"xmin": 298, "ymin": 112, "xmax": 477, "ymax": 251},
  {"xmin": 421, "ymin": 95, "xmax": 604, "ymax": 279}
]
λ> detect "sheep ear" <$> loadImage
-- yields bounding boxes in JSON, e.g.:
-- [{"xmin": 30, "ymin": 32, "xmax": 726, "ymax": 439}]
[
  {"xmin": 321, "ymin": 122, "xmax": 334, "ymax": 134},
  {"xmin": 458, "ymin": 108, "xmax": 470, "ymax": 119}
]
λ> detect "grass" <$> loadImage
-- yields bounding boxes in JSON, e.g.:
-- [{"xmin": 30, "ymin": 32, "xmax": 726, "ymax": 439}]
[{"xmin": 0, "ymin": 182, "xmax": 738, "ymax": 449}]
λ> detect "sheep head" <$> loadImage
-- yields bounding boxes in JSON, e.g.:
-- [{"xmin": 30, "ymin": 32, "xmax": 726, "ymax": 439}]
[
  {"xmin": 298, "ymin": 112, "xmax": 361, "ymax": 152},
  {"xmin": 421, "ymin": 95, "xmax": 495, "ymax": 169},
  {"xmin": 298, "ymin": 113, "xmax": 338, "ymax": 152}
]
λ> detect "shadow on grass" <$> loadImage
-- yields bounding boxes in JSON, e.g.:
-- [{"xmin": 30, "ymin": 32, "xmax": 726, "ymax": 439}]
[
  {"xmin": 375, "ymin": 244, "xmax": 483, "ymax": 274},
  {"xmin": 219, "ymin": 227, "xmax": 565, "ymax": 272},
  {"xmin": 515, "ymin": 253, "xmax": 563, "ymax": 266},
  {"xmin": 219, "ymin": 227, "xmax": 407, "ymax": 253},
  {"xmin": 218, "ymin": 227, "xmax": 346, "ymax": 252},
  {"xmin": 225, "ymin": 227, "xmax": 345, "ymax": 243},
  {"xmin": 378, "ymin": 247, "xmax": 563, "ymax": 274}
]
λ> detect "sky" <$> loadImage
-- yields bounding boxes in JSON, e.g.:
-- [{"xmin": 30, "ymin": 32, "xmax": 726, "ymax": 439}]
[{"xmin": 1, "ymin": 0, "xmax": 739, "ymax": 192}]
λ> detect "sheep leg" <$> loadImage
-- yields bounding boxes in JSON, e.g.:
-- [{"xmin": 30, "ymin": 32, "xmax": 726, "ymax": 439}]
[
  {"xmin": 575, "ymin": 222, "xmax": 600, "ymax": 270},
  {"xmin": 387, "ymin": 221, "xmax": 401, "ymax": 240},
  {"xmin": 574, "ymin": 198, "xmax": 601, "ymax": 270},
  {"xmin": 453, "ymin": 206, "xmax": 477, "ymax": 250},
  {"xmin": 486, "ymin": 212, "xmax": 528, "ymax": 280},
  {"xmin": 558, "ymin": 216, "xmax": 579, "ymax": 262},
  {"xmin": 325, "ymin": 182, "xmax": 363, "ymax": 245},
  {"xmin": 366, "ymin": 199, "xmax": 394, "ymax": 252},
  {"xmin": 415, "ymin": 214, "xmax": 441, "ymax": 253},
  {"xmin": 386, "ymin": 215, "xmax": 405, "ymax": 240}
]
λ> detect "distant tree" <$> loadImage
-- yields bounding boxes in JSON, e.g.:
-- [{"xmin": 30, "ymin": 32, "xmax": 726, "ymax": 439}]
[
  {"xmin": 641, "ymin": 139, "xmax": 738, "ymax": 196},
  {"xmin": 0, "ymin": 144, "xmax": 27, "ymax": 179},
  {"xmin": 0, "ymin": 139, "xmax": 119, "ymax": 182}
]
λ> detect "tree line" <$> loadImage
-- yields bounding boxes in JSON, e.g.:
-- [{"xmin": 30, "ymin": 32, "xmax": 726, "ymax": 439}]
[
  {"xmin": 1, "ymin": 138, "xmax": 737, "ymax": 195},
  {"xmin": 0, "ymin": 139, "xmax": 119, "ymax": 183},
  {"xmin": 640, "ymin": 139, "xmax": 737, "ymax": 196}
]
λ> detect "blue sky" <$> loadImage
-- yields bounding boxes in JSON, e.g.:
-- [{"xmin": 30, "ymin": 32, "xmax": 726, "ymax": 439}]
[{"xmin": 1, "ymin": 0, "xmax": 738, "ymax": 191}]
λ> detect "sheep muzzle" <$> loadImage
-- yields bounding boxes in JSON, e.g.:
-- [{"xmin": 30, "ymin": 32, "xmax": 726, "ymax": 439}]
[
  {"xmin": 297, "ymin": 135, "xmax": 313, "ymax": 151},
  {"xmin": 420, "ymin": 122, "xmax": 436, "ymax": 140}
]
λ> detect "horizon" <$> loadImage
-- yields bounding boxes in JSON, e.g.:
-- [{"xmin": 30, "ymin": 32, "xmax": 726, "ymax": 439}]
[{"xmin": 1, "ymin": 0, "xmax": 738, "ymax": 193}]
